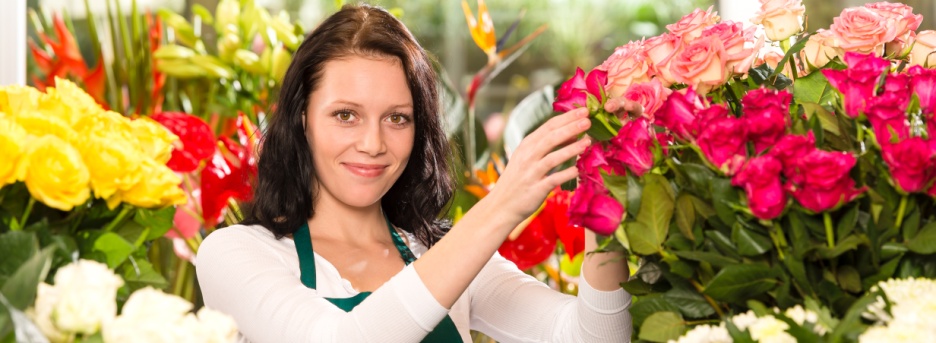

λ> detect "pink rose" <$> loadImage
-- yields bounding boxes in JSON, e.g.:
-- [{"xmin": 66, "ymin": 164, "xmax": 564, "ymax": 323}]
[
  {"xmin": 909, "ymin": 30, "xmax": 936, "ymax": 68},
  {"xmin": 553, "ymin": 67, "xmax": 608, "ymax": 113},
  {"xmin": 697, "ymin": 116, "xmax": 748, "ymax": 174},
  {"xmin": 644, "ymin": 33, "xmax": 683, "ymax": 86},
  {"xmin": 656, "ymin": 88, "xmax": 705, "ymax": 139},
  {"xmin": 693, "ymin": 104, "xmax": 731, "ymax": 138},
  {"xmin": 757, "ymin": 49, "xmax": 795, "ymax": 79},
  {"xmin": 670, "ymin": 36, "xmax": 729, "ymax": 94},
  {"xmin": 622, "ymin": 78, "xmax": 673, "ymax": 119},
  {"xmin": 909, "ymin": 65, "xmax": 936, "ymax": 115},
  {"xmin": 666, "ymin": 6, "xmax": 720, "ymax": 42},
  {"xmin": 569, "ymin": 180, "xmax": 624, "ymax": 236},
  {"xmin": 802, "ymin": 30, "xmax": 844, "ymax": 71},
  {"xmin": 822, "ymin": 52, "xmax": 891, "ymax": 118},
  {"xmin": 576, "ymin": 143, "xmax": 624, "ymax": 185},
  {"xmin": 864, "ymin": 2, "xmax": 923, "ymax": 44},
  {"xmin": 701, "ymin": 21, "xmax": 762, "ymax": 75},
  {"xmin": 768, "ymin": 133, "xmax": 817, "ymax": 177},
  {"xmin": 881, "ymin": 137, "xmax": 936, "ymax": 193},
  {"xmin": 829, "ymin": 7, "xmax": 898, "ymax": 55},
  {"xmin": 785, "ymin": 150, "xmax": 864, "ymax": 213},
  {"xmin": 609, "ymin": 118, "xmax": 654, "ymax": 177},
  {"xmin": 865, "ymin": 92, "xmax": 910, "ymax": 147},
  {"xmin": 742, "ymin": 88, "xmax": 791, "ymax": 153},
  {"xmin": 752, "ymin": 0, "xmax": 805, "ymax": 42},
  {"xmin": 600, "ymin": 41, "xmax": 651, "ymax": 98},
  {"xmin": 732, "ymin": 155, "xmax": 786, "ymax": 220}
]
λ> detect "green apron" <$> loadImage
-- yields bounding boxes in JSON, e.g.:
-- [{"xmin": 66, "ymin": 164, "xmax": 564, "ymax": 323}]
[{"xmin": 294, "ymin": 219, "xmax": 463, "ymax": 342}]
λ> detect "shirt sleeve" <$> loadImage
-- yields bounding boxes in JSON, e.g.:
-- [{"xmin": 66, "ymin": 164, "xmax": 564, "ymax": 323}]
[
  {"xmin": 468, "ymin": 253, "xmax": 633, "ymax": 343},
  {"xmin": 195, "ymin": 227, "xmax": 449, "ymax": 343}
]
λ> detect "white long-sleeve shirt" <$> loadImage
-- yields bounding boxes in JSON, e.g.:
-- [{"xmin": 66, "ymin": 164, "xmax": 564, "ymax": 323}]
[{"xmin": 195, "ymin": 224, "xmax": 633, "ymax": 342}]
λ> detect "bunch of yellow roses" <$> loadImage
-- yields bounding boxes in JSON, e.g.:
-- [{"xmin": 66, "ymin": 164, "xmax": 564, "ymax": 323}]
[{"xmin": 0, "ymin": 78, "xmax": 185, "ymax": 212}]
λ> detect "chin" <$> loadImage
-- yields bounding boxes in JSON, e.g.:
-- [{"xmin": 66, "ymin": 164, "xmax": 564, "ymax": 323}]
[{"xmin": 335, "ymin": 186, "xmax": 388, "ymax": 209}]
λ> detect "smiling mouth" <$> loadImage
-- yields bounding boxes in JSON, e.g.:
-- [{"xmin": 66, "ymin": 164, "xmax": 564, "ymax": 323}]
[{"xmin": 342, "ymin": 163, "xmax": 389, "ymax": 178}]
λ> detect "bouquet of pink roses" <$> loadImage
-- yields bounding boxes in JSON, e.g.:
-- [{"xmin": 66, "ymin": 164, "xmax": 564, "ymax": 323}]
[{"xmin": 548, "ymin": 1, "xmax": 936, "ymax": 341}]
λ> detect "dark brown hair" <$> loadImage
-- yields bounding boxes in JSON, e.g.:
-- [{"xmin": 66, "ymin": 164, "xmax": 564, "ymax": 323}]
[{"xmin": 241, "ymin": 4, "xmax": 454, "ymax": 247}]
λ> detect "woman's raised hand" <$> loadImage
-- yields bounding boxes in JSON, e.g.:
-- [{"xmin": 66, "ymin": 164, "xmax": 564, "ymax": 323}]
[
  {"xmin": 486, "ymin": 107, "xmax": 592, "ymax": 226},
  {"xmin": 604, "ymin": 97, "xmax": 644, "ymax": 118}
]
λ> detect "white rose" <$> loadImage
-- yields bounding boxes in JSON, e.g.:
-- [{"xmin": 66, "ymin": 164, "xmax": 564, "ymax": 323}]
[
  {"xmin": 752, "ymin": 0, "xmax": 806, "ymax": 41},
  {"xmin": 782, "ymin": 305, "xmax": 827, "ymax": 335},
  {"xmin": 25, "ymin": 283, "xmax": 69, "ymax": 343},
  {"xmin": 730, "ymin": 311, "xmax": 759, "ymax": 331},
  {"xmin": 104, "ymin": 315, "xmax": 185, "ymax": 343},
  {"xmin": 909, "ymin": 31, "xmax": 936, "ymax": 68},
  {"xmin": 102, "ymin": 287, "xmax": 206, "ymax": 343},
  {"xmin": 52, "ymin": 260, "xmax": 123, "ymax": 334},
  {"xmin": 859, "ymin": 321, "xmax": 936, "ymax": 343},
  {"xmin": 748, "ymin": 316, "xmax": 796, "ymax": 343},
  {"xmin": 668, "ymin": 324, "xmax": 731, "ymax": 343},
  {"xmin": 119, "ymin": 287, "xmax": 193, "ymax": 320},
  {"xmin": 197, "ymin": 308, "xmax": 238, "ymax": 343}
]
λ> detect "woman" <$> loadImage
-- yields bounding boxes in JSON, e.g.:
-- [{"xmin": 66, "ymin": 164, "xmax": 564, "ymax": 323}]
[{"xmin": 196, "ymin": 4, "xmax": 635, "ymax": 342}]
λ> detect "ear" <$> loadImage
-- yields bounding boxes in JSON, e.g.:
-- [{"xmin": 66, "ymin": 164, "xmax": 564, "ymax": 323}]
[{"xmin": 302, "ymin": 112, "xmax": 307, "ymax": 131}]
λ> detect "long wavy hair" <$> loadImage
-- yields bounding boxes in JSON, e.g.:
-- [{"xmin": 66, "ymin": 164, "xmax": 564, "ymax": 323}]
[{"xmin": 241, "ymin": 4, "xmax": 454, "ymax": 247}]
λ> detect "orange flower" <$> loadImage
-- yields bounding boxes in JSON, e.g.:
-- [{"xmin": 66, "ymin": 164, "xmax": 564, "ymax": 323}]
[{"xmin": 462, "ymin": 0, "xmax": 497, "ymax": 60}]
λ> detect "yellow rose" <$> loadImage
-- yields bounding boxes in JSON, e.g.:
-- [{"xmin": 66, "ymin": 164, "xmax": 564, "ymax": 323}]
[
  {"xmin": 0, "ymin": 85, "xmax": 45, "ymax": 114},
  {"xmin": 76, "ymin": 130, "xmax": 143, "ymax": 200},
  {"xmin": 0, "ymin": 116, "xmax": 29, "ymax": 186},
  {"xmin": 23, "ymin": 135, "xmax": 90, "ymax": 211},
  {"xmin": 13, "ymin": 110, "xmax": 79, "ymax": 143},
  {"xmin": 131, "ymin": 117, "xmax": 178, "ymax": 164},
  {"xmin": 115, "ymin": 159, "xmax": 185, "ymax": 209}
]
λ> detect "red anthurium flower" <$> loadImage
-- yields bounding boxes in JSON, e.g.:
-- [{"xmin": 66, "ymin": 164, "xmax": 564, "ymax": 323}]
[
  {"xmin": 201, "ymin": 137, "xmax": 256, "ymax": 228},
  {"xmin": 498, "ymin": 214, "xmax": 557, "ymax": 271},
  {"xmin": 151, "ymin": 112, "xmax": 217, "ymax": 173},
  {"xmin": 544, "ymin": 189, "xmax": 584, "ymax": 259}
]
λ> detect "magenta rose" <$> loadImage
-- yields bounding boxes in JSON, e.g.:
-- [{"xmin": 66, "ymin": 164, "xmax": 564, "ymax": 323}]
[
  {"xmin": 881, "ymin": 73, "xmax": 912, "ymax": 109},
  {"xmin": 666, "ymin": 6, "xmax": 720, "ymax": 42},
  {"xmin": 822, "ymin": 52, "xmax": 891, "ymax": 118},
  {"xmin": 742, "ymin": 88, "xmax": 792, "ymax": 153},
  {"xmin": 693, "ymin": 104, "xmax": 731, "ymax": 138},
  {"xmin": 569, "ymin": 180, "xmax": 624, "ymax": 236},
  {"xmin": 881, "ymin": 137, "xmax": 936, "ymax": 193},
  {"xmin": 865, "ymin": 92, "xmax": 910, "ymax": 146},
  {"xmin": 553, "ymin": 67, "xmax": 608, "ymax": 113},
  {"xmin": 785, "ymin": 149, "xmax": 865, "ymax": 213},
  {"xmin": 732, "ymin": 155, "xmax": 786, "ymax": 220},
  {"xmin": 656, "ymin": 88, "xmax": 705, "ymax": 139},
  {"xmin": 768, "ymin": 133, "xmax": 817, "ymax": 178},
  {"xmin": 829, "ymin": 7, "xmax": 898, "ymax": 55},
  {"xmin": 609, "ymin": 118, "xmax": 654, "ymax": 177},
  {"xmin": 909, "ymin": 65, "xmax": 936, "ymax": 116},
  {"xmin": 601, "ymin": 41, "xmax": 651, "ymax": 98},
  {"xmin": 697, "ymin": 116, "xmax": 748, "ymax": 174},
  {"xmin": 577, "ymin": 143, "xmax": 624, "ymax": 184},
  {"xmin": 622, "ymin": 78, "xmax": 673, "ymax": 120}
]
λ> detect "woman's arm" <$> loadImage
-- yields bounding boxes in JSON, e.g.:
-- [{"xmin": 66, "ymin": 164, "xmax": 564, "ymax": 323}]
[
  {"xmin": 414, "ymin": 108, "xmax": 592, "ymax": 308},
  {"xmin": 582, "ymin": 230, "xmax": 629, "ymax": 291}
]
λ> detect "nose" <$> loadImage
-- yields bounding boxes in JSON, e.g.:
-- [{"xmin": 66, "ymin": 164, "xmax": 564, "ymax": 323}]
[{"xmin": 355, "ymin": 119, "xmax": 387, "ymax": 156}]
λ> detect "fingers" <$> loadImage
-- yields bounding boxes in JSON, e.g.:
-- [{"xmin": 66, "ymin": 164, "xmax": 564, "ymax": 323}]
[
  {"xmin": 605, "ymin": 98, "xmax": 644, "ymax": 118},
  {"xmin": 538, "ymin": 107, "xmax": 589, "ymax": 134},
  {"xmin": 540, "ymin": 136, "xmax": 590, "ymax": 173},
  {"xmin": 542, "ymin": 165, "xmax": 579, "ymax": 189}
]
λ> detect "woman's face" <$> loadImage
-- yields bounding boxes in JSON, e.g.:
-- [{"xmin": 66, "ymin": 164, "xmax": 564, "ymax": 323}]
[{"xmin": 305, "ymin": 55, "xmax": 415, "ymax": 209}]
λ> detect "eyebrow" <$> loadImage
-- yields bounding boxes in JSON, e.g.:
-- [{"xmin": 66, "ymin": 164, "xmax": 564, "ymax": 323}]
[{"xmin": 331, "ymin": 100, "xmax": 413, "ymax": 110}]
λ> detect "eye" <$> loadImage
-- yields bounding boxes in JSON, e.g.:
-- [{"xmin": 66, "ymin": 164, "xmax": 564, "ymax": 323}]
[
  {"xmin": 333, "ymin": 110, "xmax": 357, "ymax": 124},
  {"xmin": 387, "ymin": 113, "xmax": 411, "ymax": 125}
]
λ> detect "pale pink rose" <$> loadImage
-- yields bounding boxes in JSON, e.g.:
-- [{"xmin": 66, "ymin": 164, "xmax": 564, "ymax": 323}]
[
  {"xmin": 829, "ymin": 7, "xmax": 898, "ymax": 55},
  {"xmin": 644, "ymin": 33, "xmax": 682, "ymax": 86},
  {"xmin": 865, "ymin": 2, "xmax": 923, "ymax": 43},
  {"xmin": 752, "ymin": 0, "xmax": 805, "ymax": 42},
  {"xmin": 802, "ymin": 29, "xmax": 844, "ymax": 71},
  {"xmin": 909, "ymin": 30, "xmax": 936, "ymax": 68},
  {"xmin": 757, "ymin": 49, "xmax": 794, "ymax": 78},
  {"xmin": 600, "ymin": 41, "xmax": 652, "ymax": 98},
  {"xmin": 885, "ymin": 31, "xmax": 915, "ymax": 58},
  {"xmin": 622, "ymin": 78, "xmax": 673, "ymax": 120},
  {"xmin": 666, "ymin": 6, "xmax": 720, "ymax": 42},
  {"xmin": 670, "ymin": 36, "xmax": 728, "ymax": 94},
  {"xmin": 701, "ymin": 21, "xmax": 762, "ymax": 75}
]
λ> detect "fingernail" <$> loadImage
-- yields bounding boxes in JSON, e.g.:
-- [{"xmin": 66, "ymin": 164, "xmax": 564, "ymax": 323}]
[
  {"xmin": 578, "ymin": 118, "xmax": 590, "ymax": 128},
  {"xmin": 579, "ymin": 108, "xmax": 589, "ymax": 118}
]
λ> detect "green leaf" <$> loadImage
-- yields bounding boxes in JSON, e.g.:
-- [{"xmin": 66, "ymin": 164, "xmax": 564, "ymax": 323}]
[
  {"xmin": 629, "ymin": 174, "xmax": 675, "ymax": 255},
  {"xmin": 771, "ymin": 33, "xmax": 811, "ymax": 79},
  {"xmin": 732, "ymin": 223, "xmax": 773, "ymax": 256},
  {"xmin": 793, "ymin": 65, "xmax": 838, "ymax": 105},
  {"xmin": 900, "ymin": 203, "xmax": 920, "ymax": 242},
  {"xmin": 638, "ymin": 311, "xmax": 685, "ymax": 343},
  {"xmin": 837, "ymin": 265, "xmax": 862, "ymax": 294},
  {"xmin": 116, "ymin": 221, "xmax": 149, "ymax": 248},
  {"xmin": 631, "ymin": 295, "xmax": 682, "ymax": 329},
  {"xmin": 787, "ymin": 212, "xmax": 812, "ymax": 259},
  {"xmin": 836, "ymin": 205, "xmax": 859, "ymax": 243},
  {"xmin": 704, "ymin": 264, "xmax": 779, "ymax": 303},
  {"xmin": 671, "ymin": 250, "xmax": 739, "ymax": 268},
  {"xmin": 93, "ymin": 233, "xmax": 136, "ymax": 269},
  {"xmin": 704, "ymin": 230, "xmax": 740, "ymax": 259},
  {"xmin": 503, "ymin": 85, "xmax": 554, "ymax": 154},
  {"xmin": 587, "ymin": 116, "xmax": 617, "ymax": 141},
  {"xmin": 1, "ymin": 246, "xmax": 54, "ymax": 310},
  {"xmin": 816, "ymin": 234, "xmax": 869, "ymax": 259},
  {"xmin": 675, "ymin": 163, "xmax": 715, "ymax": 198},
  {"xmin": 710, "ymin": 178, "xmax": 739, "ymax": 227},
  {"xmin": 134, "ymin": 207, "xmax": 176, "ymax": 241},
  {"xmin": 829, "ymin": 292, "xmax": 876, "ymax": 342},
  {"xmin": 665, "ymin": 287, "xmax": 716, "ymax": 319},
  {"xmin": 191, "ymin": 4, "xmax": 214, "ymax": 24},
  {"xmin": 0, "ymin": 231, "xmax": 39, "ymax": 286},
  {"xmin": 601, "ymin": 172, "xmax": 629, "ymax": 206},
  {"xmin": 782, "ymin": 256, "xmax": 816, "ymax": 297},
  {"xmin": 119, "ymin": 258, "xmax": 168, "ymax": 292},
  {"xmin": 0, "ymin": 293, "xmax": 46, "ymax": 342},
  {"xmin": 675, "ymin": 193, "xmax": 696, "ymax": 241},
  {"xmin": 906, "ymin": 222, "xmax": 936, "ymax": 254},
  {"xmin": 626, "ymin": 174, "xmax": 644, "ymax": 218}
]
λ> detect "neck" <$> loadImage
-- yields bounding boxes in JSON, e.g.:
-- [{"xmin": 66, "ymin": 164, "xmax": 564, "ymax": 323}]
[{"xmin": 307, "ymin": 193, "xmax": 390, "ymax": 245}]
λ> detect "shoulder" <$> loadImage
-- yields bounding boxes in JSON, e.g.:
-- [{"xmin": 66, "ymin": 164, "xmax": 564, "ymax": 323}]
[{"xmin": 196, "ymin": 224, "xmax": 295, "ymax": 266}]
